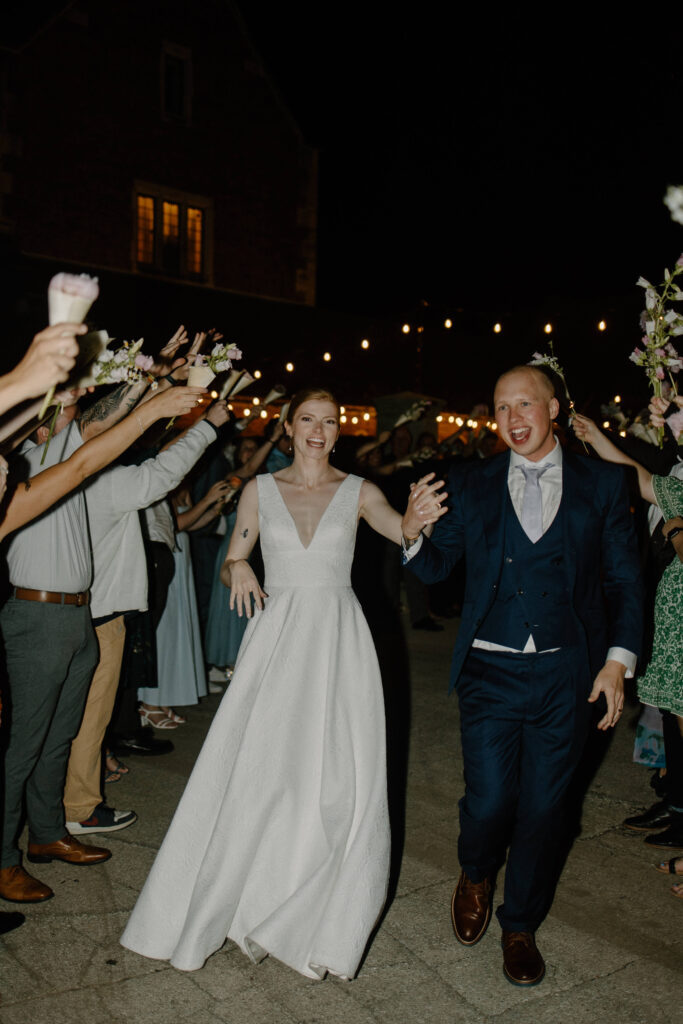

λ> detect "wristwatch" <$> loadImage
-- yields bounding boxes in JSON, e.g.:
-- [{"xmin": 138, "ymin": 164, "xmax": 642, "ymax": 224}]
[{"xmin": 666, "ymin": 526, "xmax": 683, "ymax": 543}]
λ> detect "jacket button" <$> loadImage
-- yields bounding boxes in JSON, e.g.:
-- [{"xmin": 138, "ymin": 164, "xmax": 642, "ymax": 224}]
[{"xmin": 506, "ymin": 557, "xmax": 513, "ymax": 564}]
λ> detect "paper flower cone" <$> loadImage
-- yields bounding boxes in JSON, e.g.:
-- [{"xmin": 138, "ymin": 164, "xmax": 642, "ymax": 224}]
[
  {"xmin": 262, "ymin": 385, "xmax": 287, "ymax": 406},
  {"xmin": 187, "ymin": 365, "xmax": 216, "ymax": 388},
  {"xmin": 227, "ymin": 372, "xmax": 254, "ymax": 397},
  {"xmin": 40, "ymin": 272, "xmax": 100, "ymax": 418},
  {"xmin": 219, "ymin": 370, "xmax": 243, "ymax": 400},
  {"xmin": 278, "ymin": 401, "xmax": 291, "ymax": 423}
]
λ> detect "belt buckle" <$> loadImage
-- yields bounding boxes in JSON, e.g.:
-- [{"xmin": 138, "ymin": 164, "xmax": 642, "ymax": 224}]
[{"xmin": 75, "ymin": 593, "xmax": 84, "ymax": 607}]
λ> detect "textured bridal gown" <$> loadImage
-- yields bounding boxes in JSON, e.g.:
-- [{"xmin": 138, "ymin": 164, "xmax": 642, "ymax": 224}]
[{"xmin": 121, "ymin": 473, "xmax": 390, "ymax": 979}]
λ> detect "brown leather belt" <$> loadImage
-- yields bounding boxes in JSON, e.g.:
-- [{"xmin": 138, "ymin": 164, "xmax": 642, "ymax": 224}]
[{"xmin": 14, "ymin": 588, "xmax": 90, "ymax": 607}]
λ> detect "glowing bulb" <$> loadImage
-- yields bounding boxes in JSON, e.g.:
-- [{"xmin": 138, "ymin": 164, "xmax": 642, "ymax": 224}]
[
  {"xmin": 363, "ymin": 412, "xmax": 370, "ymax": 421},
  {"xmin": 614, "ymin": 394, "xmax": 621, "ymax": 404},
  {"xmin": 602, "ymin": 421, "xmax": 610, "ymax": 429},
  {"xmin": 493, "ymin": 322, "xmax": 502, "ymax": 333},
  {"xmin": 252, "ymin": 397, "xmax": 260, "ymax": 405},
  {"xmin": 286, "ymin": 362, "xmax": 294, "ymax": 372},
  {"xmin": 444, "ymin": 319, "xmax": 452, "ymax": 329},
  {"xmin": 323, "ymin": 352, "xmax": 331, "ymax": 362},
  {"xmin": 402, "ymin": 323, "xmax": 410, "ymax": 334},
  {"xmin": 361, "ymin": 339, "xmax": 370, "ymax": 349},
  {"xmin": 456, "ymin": 416, "xmax": 463, "ymax": 426},
  {"xmin": 260, "ymin": 410, "xmax": 267, "ymax": 418},
  {"xmin": 351, "ymin": 416, "xmax": 358, "ymax": 424},
  {"xmin": 227, "ymin": 404, "xmax": 233, "ymax": 411},
  {"xmin": 619, "ymin": 430, "xmax": 627, "ymax": 437},
  {"xmin": 598, "ymin": 320, "xmax": 606, "ymax": 331},
  {"xmin": 448, "ymin": 415, "xmax": 455, "ymax": 423},
  {"xmin": 243, "ymin": 407, "xmax": 250, "ymax": 416},
  {"xmin": 254, "ymin": 370, "xmax": 262, "ymax": 379},
  {"xmin": 491, "ymin": 422, "xmax": 498, "ymax": 431},
  {"xmin": 436, "ymin": 414, "xmax": 443, "ymax": 423},
  {"xmin": 340, "ymin": 415, "xmax": 347, "ymax": 424},
  {"xmin": 210, "ymin": 390, "xmax": 218, "ymax": 399},
  {"xmin": 340, "ymin": 406, "xmax": 346, "ymax": 414},
  {"xmin": 544, "ymin": 323, "xmax": 552, "ymax": 334}
]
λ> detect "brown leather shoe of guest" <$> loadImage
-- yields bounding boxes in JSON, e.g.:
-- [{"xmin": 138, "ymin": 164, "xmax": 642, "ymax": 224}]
[
  {"xmin": 26, "ymin": 835, "xmax": 111, "ymax": 866},
  {"xmin": 501, "ymin": 930, "xmax": 545, "ymax": 986},
  {"xmin": 0, "ymin": 865, "xmax": 53, "ymax": 903},
  {"xmin": 451, "ymin": 870, "xmax": 492, "ymax": 945}
]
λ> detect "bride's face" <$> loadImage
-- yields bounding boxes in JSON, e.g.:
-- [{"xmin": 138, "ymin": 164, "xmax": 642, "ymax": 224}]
[{"xmin": 288, "ymin": 400, "xmax": 340, "ymax": 459}]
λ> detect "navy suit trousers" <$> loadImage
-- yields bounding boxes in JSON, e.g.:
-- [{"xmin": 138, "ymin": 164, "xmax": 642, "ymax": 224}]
[{"xmin": 457, "ymin": 646, "xmax": 591, "ymax": 932}]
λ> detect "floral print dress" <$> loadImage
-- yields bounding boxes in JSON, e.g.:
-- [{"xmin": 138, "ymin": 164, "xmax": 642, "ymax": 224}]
[{"xmin": 638, "ymin": 474, "xmax": 683, "ymax": 717}]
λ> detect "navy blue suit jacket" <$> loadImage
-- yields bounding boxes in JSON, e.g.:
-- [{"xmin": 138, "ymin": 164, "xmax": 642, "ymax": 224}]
[{"xmin": 407, "ymin": 449, "xmax": 643, "ymax": 693}]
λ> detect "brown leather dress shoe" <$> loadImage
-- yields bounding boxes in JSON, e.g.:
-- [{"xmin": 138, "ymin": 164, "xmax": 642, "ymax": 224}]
[
  {"xmin": 451, "ymin": 870, "xmax": 492, "ymax": 945},
  {"xmin": 0, "ymin": 865, "xmax": 53, "ymax": 903},
  {"xmin": 27, "ymin": 835, "xmax": 111, "ymax": 866},
  {"xmin": 501, "ymin": 930, "xmax": 545, "ymax": 986}
]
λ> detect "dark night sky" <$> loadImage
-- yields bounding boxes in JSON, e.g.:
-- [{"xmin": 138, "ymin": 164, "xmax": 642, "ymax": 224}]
[{"xmin": 239, "ymin": 6, "xmax": 683, "ymax": 319}]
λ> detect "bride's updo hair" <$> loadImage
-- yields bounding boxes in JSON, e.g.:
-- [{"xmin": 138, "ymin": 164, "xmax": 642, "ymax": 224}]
[{"xmin": 286, "ymin": 388, "xmax": 341, "ymax": 426}]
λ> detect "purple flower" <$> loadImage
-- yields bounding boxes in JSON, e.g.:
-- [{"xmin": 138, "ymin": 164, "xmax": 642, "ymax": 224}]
[{"xmin": 135, "ymin": 353, "xmax": 154, "ymax": 371}]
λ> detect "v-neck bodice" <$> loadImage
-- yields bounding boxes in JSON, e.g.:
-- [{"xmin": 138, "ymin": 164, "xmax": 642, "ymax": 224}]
[{"xmin": 257, "ymin": 473, "xmax": 363, "ymax": 589}]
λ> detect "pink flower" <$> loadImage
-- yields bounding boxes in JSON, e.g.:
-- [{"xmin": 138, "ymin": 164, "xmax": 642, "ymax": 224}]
[
  {"xmin": 656, "ymin": 366, "xmax": 666, "ymax": 380},
  {"xmin": 677, "ymin": 254, "xmax": 683, "ymax": 267},
  {"xmin": 226, "ymin": 347, "xmax": 242, "ymax": 361},
  {"xmin": 656, "ymin": 348, "xmax": 666, "ymax": 358},
  {"xmin": 135, "ymin": 353, "xmax": 154, "ymax": 371}
]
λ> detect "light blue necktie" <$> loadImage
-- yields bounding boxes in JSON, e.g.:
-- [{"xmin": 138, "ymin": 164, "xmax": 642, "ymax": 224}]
[{"xmin": 519, "ymin": 465, "xmax": 551, "ymax": 543}]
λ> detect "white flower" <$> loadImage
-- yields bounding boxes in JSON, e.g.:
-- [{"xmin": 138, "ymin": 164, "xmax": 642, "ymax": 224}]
[
  {"xmin": 664, "ymin": 186, "xmax": 683, "ymax": 226},
  {"xmin": 636, "ymin": 276, "xmax": 653, "ymax": 289},
  {"xmin": 646, "ymin": 288, "xmax": 658, "ymax": 310},
  {"xmin": 114, "ymin": 348, "xmax": 129, "ymax": 364}
]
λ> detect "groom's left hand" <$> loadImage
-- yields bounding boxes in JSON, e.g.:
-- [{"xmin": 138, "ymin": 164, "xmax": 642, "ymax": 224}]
[{"xmin": 588, "ymin": 659, "xmax": 626, "ymax": 730}]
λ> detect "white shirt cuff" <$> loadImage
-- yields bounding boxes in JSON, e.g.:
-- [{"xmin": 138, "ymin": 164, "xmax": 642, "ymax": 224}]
[
  {"xmin": 606, "ymin": 647, "xmax": 637, "ymax": 678},
  {"xmin": 401, "ymin": 533, "xmax": 424, "ymax": 564}
]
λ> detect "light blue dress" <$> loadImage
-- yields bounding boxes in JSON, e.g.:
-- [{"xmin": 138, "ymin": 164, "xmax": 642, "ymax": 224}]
[
  {"xmin": 139, "ymin": 529, "xmax": 207, "ymax": 707},
  {"xmin": 204, "ymin": 510, "xmax": 248, "ymax": 668}
]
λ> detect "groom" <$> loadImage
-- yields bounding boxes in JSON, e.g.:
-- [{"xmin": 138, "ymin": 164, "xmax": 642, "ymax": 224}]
[{"xmin": 403, "ymin": 366, "xmax": 642, "ymax": 986}]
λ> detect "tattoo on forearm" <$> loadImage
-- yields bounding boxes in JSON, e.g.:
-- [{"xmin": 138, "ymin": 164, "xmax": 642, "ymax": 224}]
[
  {"xmin": 242, "ymin": 528, "xmax": 248, "ymax": 538},
  {"xmin": 80, "ymin": 382, "xmax": 144, "ymax": 429}
]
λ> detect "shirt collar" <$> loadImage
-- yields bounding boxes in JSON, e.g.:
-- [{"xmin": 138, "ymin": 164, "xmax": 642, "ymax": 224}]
[{"xmin": 509, "ymin": 434, "xmax": 562, "ymax": 472}]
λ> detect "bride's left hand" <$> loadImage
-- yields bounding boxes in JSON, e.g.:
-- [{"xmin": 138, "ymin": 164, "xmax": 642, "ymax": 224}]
[{"xmin": 401, "ymin": 473, "xmax": 448, "ymax": 539}]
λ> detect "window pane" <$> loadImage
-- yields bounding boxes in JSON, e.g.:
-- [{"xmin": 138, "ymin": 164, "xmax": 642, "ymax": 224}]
[
  {"xmin": 136, "ymin": 195, "xmax": 155, "ymax": 263},
  {"xmin": 186, "ymin": 207, "xmax": 203, "ymax": 274},
  {"xmin": 162, "ymin": 201, "xmax": 180, "ymax": 273}
]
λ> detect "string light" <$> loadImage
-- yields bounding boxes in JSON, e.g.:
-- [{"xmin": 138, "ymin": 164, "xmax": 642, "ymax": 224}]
[
  {"xmin": 340, "ymin": 414, "xmax": 347, "ymax": 423},
  {"xmin": 436, "ymin": 414, "xmax": 443, "ymax": 422},
  {"xmin": 323, "ymin": 352, "xmax": 331, "ymax": 362},
  {"xmin": 340, "ymin": 406, "xmax": 346, "ymax": 414},
  {"xmin": 254, "ymin": 370, "xmax": 262, "ymax": 379},
  {"xmin": 243, "ymin": 408, "xmax": 251, "ymax": 416},
  {"xmin": 491, "ymin": 422, "xmax": 498, "ymax": 431},
  {"xmin": 444, "ymin": 319, "xmax": 452, "ymax": 329},
  {"xmin": 602, "ymin": 421, "xmax": 610, "ymax": 429},
  {"xmin": 544, "ymin": 323, "xmax": 553, "ymax": 334},
  {"xmin": 363, "ymin": 412, "xmax": 370, "ymax": 421},
  {"xmin": 227, "ymin": 404, "xmax": 233, "ymax": 411},
  {"xmin": 619, "ymin": 430, "xmax": 627, "ymax": 437},
  {"xmin": 456, "ymin": 416, "xmax": 464, "ymax": 426},
  {"xmin": 598, "ymin": 320, "xmax": 606, "ymax": 331},
  {"xmin": 361, "ymin": 339, "xmax": 370, "ymax": 349},
  {"xmin": 260, "ymin": 410, "xmax": 267, "ymax": 418},
  {"xmin": 252, "ymin": 397, "xmax": 260, "ymax": 405},
  {"xmin": 448, "ymin": 415, "xmax": 455, "ymax": 423},
  {"xmin": 286, "ymin": 362, "xmax": 294, "ymax": 372},
  {"xmin": 493, "ymin": 323, "xmax": 502, "ymax": 334},
  {"xmin": 402, "ymin": 324, "xmax": 410, "ymax": 334},
  {"xmin": 614, "ymin": 395, "xmax": 621, "ymax": 404},
  {"xmin": 351, "ymin": 416, "xmax": 358, "ymax": 424},
  {"xmin": 417, "ymin": 326, "xmax": 424, "ymax": 334}
]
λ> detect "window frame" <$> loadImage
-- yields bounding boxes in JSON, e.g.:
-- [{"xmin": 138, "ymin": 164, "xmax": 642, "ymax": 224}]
[{"xmin": 133, "ymin": 182, "xmax": 213, "ymax": 284}]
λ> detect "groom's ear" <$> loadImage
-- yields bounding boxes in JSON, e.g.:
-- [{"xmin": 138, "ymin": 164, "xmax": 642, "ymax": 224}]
[{"xmin": 549, "ymin": 397, "xmax": 560, "ymax": 421}]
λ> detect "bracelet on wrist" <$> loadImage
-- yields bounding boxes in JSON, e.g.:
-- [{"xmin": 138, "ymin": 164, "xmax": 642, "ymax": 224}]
[{"xmin": 166, "ymin": 373, "xmax": 179, "ymax": 387}]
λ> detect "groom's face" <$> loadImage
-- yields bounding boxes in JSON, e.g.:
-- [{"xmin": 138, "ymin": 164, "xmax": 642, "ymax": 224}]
[{"xmin": 493, "ymin": 369, "xmax": 559, "ymax": 462}]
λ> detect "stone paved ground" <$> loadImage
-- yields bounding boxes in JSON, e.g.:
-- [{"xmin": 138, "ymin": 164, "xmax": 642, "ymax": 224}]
[{"xmin": 1, "ymin": 614, "xmax": 680, "ymax": 1024}]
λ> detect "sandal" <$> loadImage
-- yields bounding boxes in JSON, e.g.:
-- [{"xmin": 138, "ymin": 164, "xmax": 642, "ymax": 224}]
[
  {"xmin": 105, "ymin": 751, "xmax": 129, "ymax": 776},
  {"xmin": 161, "ymin": 707, "xmax": 186, "ymax": 725},
  {"xmin": 139, "ymin": 707, "xmax": 178, "ymax": 730},
  {"xmin": 105, "ymin": 768, "xmax": 122, "ymax": 784},
  {"xmin": 657, "ymin": 856, "xmax": 683, "ymax": 875}
]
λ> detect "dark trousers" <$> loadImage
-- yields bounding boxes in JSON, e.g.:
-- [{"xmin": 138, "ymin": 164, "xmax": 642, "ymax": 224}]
[
  {"xmin": 457, "ymin": 647, "xmax": 591, "ymax": 932},
  {"xmin": 662, "ymin": 711, "xmax": 683, "ymax": 814},
  {"xmin": 0, "ymin": 599, "xmax": 98, "ymax": 864}
]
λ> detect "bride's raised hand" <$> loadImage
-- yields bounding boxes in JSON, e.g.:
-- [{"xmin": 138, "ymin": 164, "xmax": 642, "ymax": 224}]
[
  {"xmin": 224, "ymin": 558, "xmax": 268, "ymax": 618},
  {"xmin": 401, "ymin": 472, "xmax": 448, "ymax": 539}
]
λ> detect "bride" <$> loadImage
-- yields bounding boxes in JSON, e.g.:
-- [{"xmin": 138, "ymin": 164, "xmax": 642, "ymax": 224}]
[{"xmin": 121, "ymin": 388, "xmax": 445, "ymax": 979}]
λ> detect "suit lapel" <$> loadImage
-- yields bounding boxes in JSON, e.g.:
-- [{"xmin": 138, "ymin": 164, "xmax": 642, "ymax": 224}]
[
  {"xmin": 561, "ymin": 449, "xmax": 594, "ymax": 590},
  {"xmin": 474, "ymin": 451, "xmax": 509, "ymax": 561}
]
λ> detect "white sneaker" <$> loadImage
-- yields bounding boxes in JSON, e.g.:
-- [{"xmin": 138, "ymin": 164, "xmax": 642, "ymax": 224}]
[{"xmin": 67, "ymin": 804, "xmax": 137, "ymax": 834}]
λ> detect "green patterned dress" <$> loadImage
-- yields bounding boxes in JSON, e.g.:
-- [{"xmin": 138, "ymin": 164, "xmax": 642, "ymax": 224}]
[{"xmin": 637, "ymin": 474, "xmax": 683, "ymax": 717}]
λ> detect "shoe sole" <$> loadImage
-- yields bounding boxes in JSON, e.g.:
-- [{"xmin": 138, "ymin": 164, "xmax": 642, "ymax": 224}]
[
  {"xmin": 0, "ymin": 890, "xmax": 53, "ymax": 904},
  {"xmin": 503, "ymin": 964, "xmax": 545, "ymax": 986},
  {"xmin": 66, "ymin": 815, "xmax": 137, "ymax": 835},
  {"xmin": 27, "ymin": 851, "xmax": 112, "ymax": 865},
  {"xmin": 623, "ymin": 823, "xmax": 672, "ymax": 832},
  {"xmin": 451, "ymin": 888, "xmax": 492, "ymax": 946},
  {"xmin": 643, "ymin": 839, "xmax": 683, "ymax": 850}
]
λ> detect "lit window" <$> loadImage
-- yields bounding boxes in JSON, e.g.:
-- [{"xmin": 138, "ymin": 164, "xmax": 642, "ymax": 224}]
[
  {"xmin": 162, "ymin": 201, "xmax": 180, "ymax": 273},
  {"xmin": 136, "ymin": 196, "xmax": 155, "ymax": 264},
  {"xmin": 186, "ymin": 207, "xmax": 203, "ymax": 275}
]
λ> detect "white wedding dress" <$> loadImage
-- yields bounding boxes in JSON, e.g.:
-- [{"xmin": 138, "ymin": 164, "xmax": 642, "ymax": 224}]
[{"xmin": 121, "ymin": 473, "xmax": 390, "ymax": 979}]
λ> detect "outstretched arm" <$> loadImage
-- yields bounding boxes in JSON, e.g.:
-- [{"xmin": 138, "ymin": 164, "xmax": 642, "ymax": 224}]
[
  {"xmin": 572, "ymin": 414, "xmax": 655, "ymax": 504},
  {"xmin": 220, "ymin": 479, "xmax": 266, "ymax": 617},
  {"xmin": 0, "ymin": 322, "xmax": 83, "ymax": 416},
  {"xmin": 0, "ymin": 386, "xmax": 206, "ymax": 541},
  {"xmin": 359, "ymin": 473, "xmax": 447, "ymax": 543}
]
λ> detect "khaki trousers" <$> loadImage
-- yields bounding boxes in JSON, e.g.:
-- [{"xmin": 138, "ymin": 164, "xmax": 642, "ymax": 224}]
[{"xmin": 63, "ymin": 615, "xmax": 126, "ymax": 822}]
